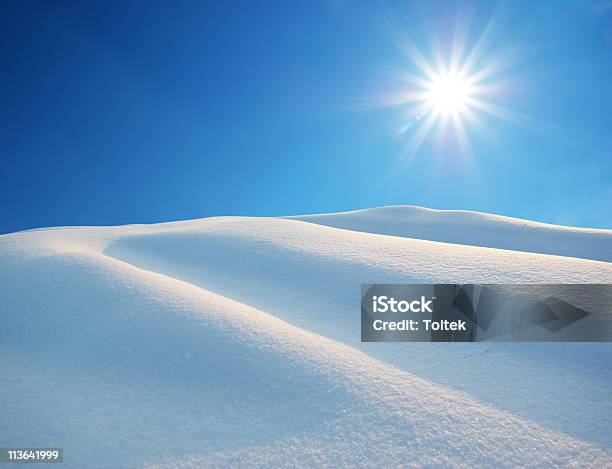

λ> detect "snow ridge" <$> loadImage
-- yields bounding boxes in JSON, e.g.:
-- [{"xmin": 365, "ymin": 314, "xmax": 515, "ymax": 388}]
[{"xmin": 288, "ymin": 205, "xmax": 612, "ymax": 262}]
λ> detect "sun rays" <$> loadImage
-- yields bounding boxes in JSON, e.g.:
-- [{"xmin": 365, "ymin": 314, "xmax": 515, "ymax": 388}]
[{"xmin": 381, "ymin": 13, "xmax": 517, "ymax": 160}]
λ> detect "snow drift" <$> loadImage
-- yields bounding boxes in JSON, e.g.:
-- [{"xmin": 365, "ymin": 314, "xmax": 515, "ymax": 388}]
[
  {"xmin": 1, "ymin": 206, "xmax": 611, "ymax": 467},
  {"xmin": 289, "ymin": 205, "xmax": 612, "ymax": 262}
]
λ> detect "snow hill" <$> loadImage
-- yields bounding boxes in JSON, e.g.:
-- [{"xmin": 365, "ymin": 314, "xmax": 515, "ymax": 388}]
[
  {"xmin": 288, "ymin": 205, "xmax": 612, "ymax": 262},
  {"xmin": 1, "ymin": 206, "xmax": 611, "ymax": 468}
]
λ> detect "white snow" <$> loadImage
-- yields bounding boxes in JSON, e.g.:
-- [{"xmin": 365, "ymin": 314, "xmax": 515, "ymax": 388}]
[
  {"xmin": 288, "ymin": 205, "xmax": 612, "ymax": 262},
  {"xmin": 1, "ymin": 206, "xmax": 611, "ymax": 467}
]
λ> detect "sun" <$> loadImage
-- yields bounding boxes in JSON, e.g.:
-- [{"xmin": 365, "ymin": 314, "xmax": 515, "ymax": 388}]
[
  {"xmin": 378, "ymin": 18, "xmax": 516, "ymax": 158},
  {"xmin": 426, "ymin": 72, "xmax": 472, "ymax": 115}
]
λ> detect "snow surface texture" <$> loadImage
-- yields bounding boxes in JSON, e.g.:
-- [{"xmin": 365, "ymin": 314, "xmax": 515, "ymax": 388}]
[{"xmin": 1, "ymin": 205, "xmax": 612, "ymax": 468}]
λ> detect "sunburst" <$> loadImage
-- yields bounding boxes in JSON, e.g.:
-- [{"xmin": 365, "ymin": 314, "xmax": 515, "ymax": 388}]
[{"xmin": 384, "ymin": 17, "xmax": 516, "ymax": 159}]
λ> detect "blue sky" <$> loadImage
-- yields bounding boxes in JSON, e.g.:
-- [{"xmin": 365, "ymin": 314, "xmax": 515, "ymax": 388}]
[{"xmin": 1, "ymin": 0, "xmax": 611, "ymax": 234}]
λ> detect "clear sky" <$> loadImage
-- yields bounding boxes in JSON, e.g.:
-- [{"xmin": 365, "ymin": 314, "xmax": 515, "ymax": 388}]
[{"xmin": 1, "ymin": 0, "xmax": 611, "ymax": 234}]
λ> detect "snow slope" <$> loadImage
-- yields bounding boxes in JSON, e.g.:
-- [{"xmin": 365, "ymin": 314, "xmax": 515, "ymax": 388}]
[
  {"xmin": 1, "ymin": 206, "xmax": 612, "ymax": 468},
  {"xmin": 288, "ymin": 205, "xmax": 612, "ymax": 262}
]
